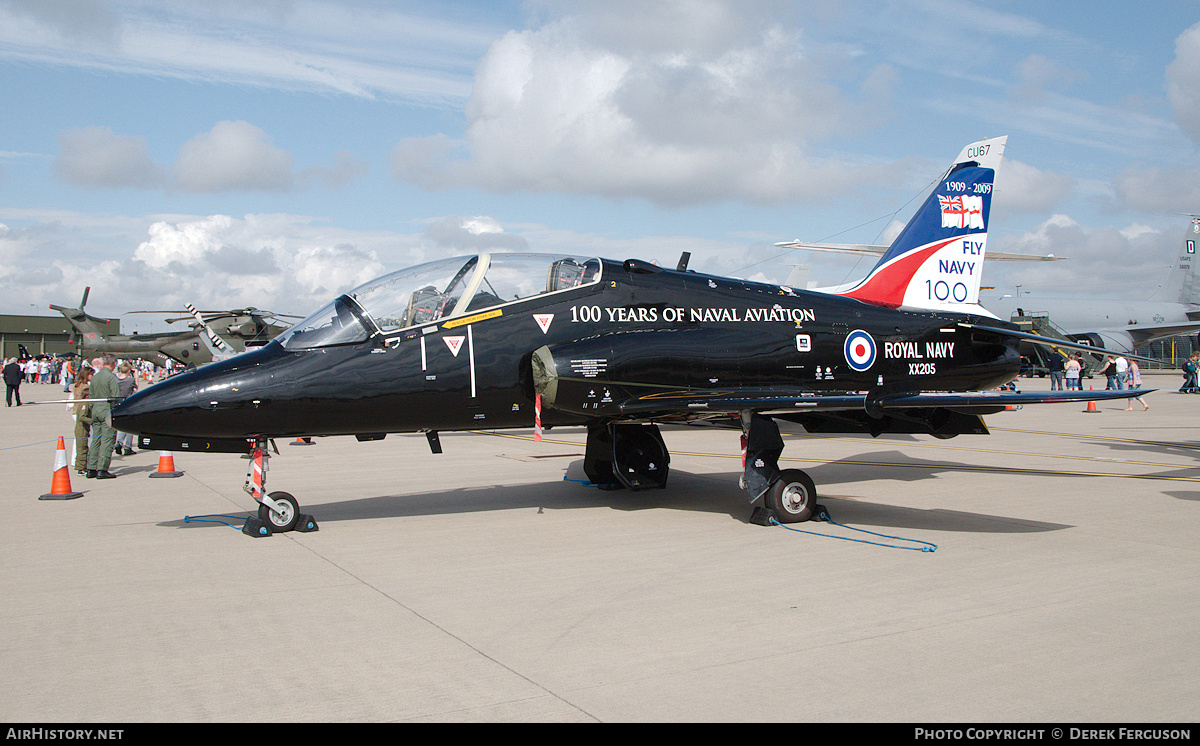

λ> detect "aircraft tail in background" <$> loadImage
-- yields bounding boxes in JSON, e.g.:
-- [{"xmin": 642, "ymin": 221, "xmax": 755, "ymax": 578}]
[
  {"xmin": 48, "ymin": 286, "xmax": 119, "ymax": 347},
  {"xmin": 1168, "ymin": 216, "xmax": 1200, "ymax": 309},
  {"xmin": 833, "ymin": 136, "xmax": 1006, "ymax": 315}
]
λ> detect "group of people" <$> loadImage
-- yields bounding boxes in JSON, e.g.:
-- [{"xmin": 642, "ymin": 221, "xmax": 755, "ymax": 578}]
[
  {"xmin": 1046, "ymin": 351, "xmax": 1148, "ymax": 410},
  {"xmin": 68, "ymin": 354, "xmax": 140, "ymax": 480},
  {"xmin": 5, "ymin": 354, "xmax": 90, "ymax": 406},
  {"xmin": 1046, "ymin": 352, "xmax": 1093, "ymax": 391}
]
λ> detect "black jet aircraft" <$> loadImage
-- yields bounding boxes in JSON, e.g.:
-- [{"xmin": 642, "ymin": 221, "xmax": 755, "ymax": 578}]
[{"xmin": 114, "ymin": 136, "xmax": 1145, "ymax": 533}]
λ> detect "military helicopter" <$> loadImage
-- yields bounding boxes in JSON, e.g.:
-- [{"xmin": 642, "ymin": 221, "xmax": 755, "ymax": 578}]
[
  {"xmin": 49, "ymin": 288, "xmax": 299, "ymax": 366},
  {"xmin": 114, "ymin": 136, "xmax": 1145, "ymax": 533}
]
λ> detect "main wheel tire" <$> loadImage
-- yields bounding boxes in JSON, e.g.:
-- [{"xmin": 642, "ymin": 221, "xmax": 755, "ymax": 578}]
[
  {"xmin": 765, "ymin": 469, "xmax": 817, "ymax": 523},
  {"xmin": 259, "ymin": 491, "xmax": 300, "ymax": 532}
]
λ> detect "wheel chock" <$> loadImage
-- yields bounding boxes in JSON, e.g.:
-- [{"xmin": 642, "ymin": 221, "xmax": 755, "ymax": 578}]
[
  {"xmin": 294, "ymin": 514, "xmax": 319, "ymax": 533},
  {"xmin": 241, "ymin": 516, "xmax": 273, "ymax": 537},
  {"xmin": 750, "ymin": 506, "xmax": 777, "ymax": 526}
]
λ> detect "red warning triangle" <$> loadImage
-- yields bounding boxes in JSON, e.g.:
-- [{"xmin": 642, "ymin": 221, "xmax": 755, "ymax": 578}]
[
  {"xmin": 533, "ymin": 313, "xmax": 554, "ymax": 334},
  {"xmin": 443, "ymin": 336, "xmax": 465, "ymax": 357}
]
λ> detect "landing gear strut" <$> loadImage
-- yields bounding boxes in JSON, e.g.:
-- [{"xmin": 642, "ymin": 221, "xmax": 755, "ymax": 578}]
[
  {"xmin": 241, "ymin": 438, "xmax": 319, "ymax": 537},
  {"xmin": 741, "ymin": 412, "xmax": 819, "ymax": 524},
  {"xmin": 583, "ymin": 422, "xmax": 670, "ymax": 490}
]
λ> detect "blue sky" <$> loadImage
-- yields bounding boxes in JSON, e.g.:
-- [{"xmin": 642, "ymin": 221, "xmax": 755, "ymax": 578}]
[{"xmin": 3, "ymin": 0, "xmax": 1200, "ymax": 332}]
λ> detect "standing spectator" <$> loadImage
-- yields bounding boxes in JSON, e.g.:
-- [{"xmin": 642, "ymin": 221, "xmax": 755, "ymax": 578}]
[
  {"xmin": 1114, "ymin": 355, "xmax": 1128, "ymax": 390},
  {"xmin": 113, "ymin": 362, "xmax": 138, "ymax": 456},
  {"xmin": 1064, "ymin": 353, "xmax": 1081, "ymax": 391},
  {"xmin": 1047, "ymin": 353, "xmax": 1065, "ymax": 391},
  {"xmin": 1124, "ymin": 359, "xmax": 1149, "ymax": 411},
  {"xmin": 61, "ymin": 358, "xmax": 74, "ymax": 392},
  {"xmin": 3, "ymin": 357, "xmax": 22, "ymax": 406},
  {"xmin": 72, "ymin": 366, "xmax": 93, "ymax": 473},
  {"xmin": 1100, "ymin": 355, "xmax": 1119, "ymax": 390},
  {"xmin": 85, "ymin": 355, "xmax": 119, "ymax": 479}
]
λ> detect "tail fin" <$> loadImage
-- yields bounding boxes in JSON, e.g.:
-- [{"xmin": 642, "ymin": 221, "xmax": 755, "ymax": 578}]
[
  {"xmin": 1169, "ymin": 216, "xmax": 1200, "ymax": 306},
  {"xmin": 48, "ymin": 286, "xmax": 118, "ymax": 344},
  {"xmin": 838, "ymin": 136, "xmax": 1006, "ymax": 314}
]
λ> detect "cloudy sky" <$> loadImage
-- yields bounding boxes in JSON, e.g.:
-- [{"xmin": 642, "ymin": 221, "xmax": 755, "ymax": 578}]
[{"xmin": 3, "ymin": 0, "xmax": 1200, "ymax": 331}]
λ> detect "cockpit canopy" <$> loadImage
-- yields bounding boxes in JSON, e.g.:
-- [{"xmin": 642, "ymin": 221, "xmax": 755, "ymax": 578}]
[{"xmin": 278, "ymin": 253, "xmax": 602, "ymax": 350}]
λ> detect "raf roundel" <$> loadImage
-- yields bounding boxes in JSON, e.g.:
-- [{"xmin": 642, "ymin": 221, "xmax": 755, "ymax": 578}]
[{"xmin": 844, "ymin": 330, "xmax": 876, "ymax": 372}]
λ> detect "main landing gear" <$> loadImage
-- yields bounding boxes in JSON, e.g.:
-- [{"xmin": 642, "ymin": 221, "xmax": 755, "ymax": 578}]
[
  {"xmin": 581, "ymin": 415, "xmax": 820, "ymax": 525},
  {"xmin": 240, "ymin": 438, "xmax": 319, "ymax": 537},
  {"xmin": 740, "ymin": 412, "xmax": 819, "ymax": 524}
]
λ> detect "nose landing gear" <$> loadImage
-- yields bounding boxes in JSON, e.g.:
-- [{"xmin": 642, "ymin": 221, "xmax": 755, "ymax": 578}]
[{"xmin": 240, "ymin": 439, "xmax": 319, "ymax": 537}]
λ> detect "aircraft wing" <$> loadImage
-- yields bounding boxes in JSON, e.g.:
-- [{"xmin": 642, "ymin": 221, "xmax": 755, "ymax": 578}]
[
  {"xmin": 1121, "ymin": 319, "xmax": 1200, "ymax": 348},
  {"xmin": 615, "ymin": 387, "xmax": 1144, "ymax": 417},
  {"xmin": 962, "ymin": 323, "xmax": 1160, "ymax": 364},
  {"xmin": 773, "ymin": 241, "xmax": 1065, "ymax": 262}
]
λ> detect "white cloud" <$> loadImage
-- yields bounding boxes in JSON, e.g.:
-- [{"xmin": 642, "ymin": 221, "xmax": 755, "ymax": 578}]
[
  {"xmin": 172, "ymin": 121, "xmax": 295, "ymax": 193},
  {"xmin": 392, "ymin": 3, "xmax": 900, "ymax": 206},
  {"xmin": 53, "ymin": 121, "xmax": 367, "ymax": 194},
  {"xmin": 1111, "ymin": 163, "xmax": 1200, "ymax": 214},
  {"xmin": 0, "ymin": 210, "xmax": 414, "ymax": 322},
  {"xmin": 1009, "ymin": 53, "xmax": 1086, "ymax": 105},
  {"xmin": 422, "ymin": 215, "xmax": 529, "ymax": 251},
  {"xmin": 131, "ymin": 213, "xmax": 394, "ymax": 308},
  {"xmin": 1167, "ymin": 21, "xmax": 1200, "ymax": 144},
  {"xmin": 989, "ymin": 215, "xmax": 1178, "ymax": 296},
  {"xmin": 298, "ymin": 150, "xmax": 370, "ymax": 190},
  {"xmin": 53, "ymin": 126, "xmax": 165, "ymax": 189},
  {"xmin": 993, "ymin": 158, "xmax": 1074, "ymax": 214},
  {"xmin": 0, "ymin": 0, "xmax": 489, "ymax": 104}
]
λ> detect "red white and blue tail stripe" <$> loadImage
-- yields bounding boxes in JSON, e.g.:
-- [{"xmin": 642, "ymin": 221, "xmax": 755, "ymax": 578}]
[{"xmin": 837, "ymin": 137, "xmax": 1006, "ymax": 314}]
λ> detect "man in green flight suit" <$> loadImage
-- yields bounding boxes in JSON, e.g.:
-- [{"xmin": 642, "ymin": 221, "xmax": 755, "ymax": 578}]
[{"xmin": 86, "ymin": 355, "xmax": 120, "ymax": 479}]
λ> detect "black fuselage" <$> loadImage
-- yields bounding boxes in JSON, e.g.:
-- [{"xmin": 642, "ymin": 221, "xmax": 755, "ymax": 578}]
[{"xmin": 113, "ymin": 258, "xmax": 1019, "ymax": 441}]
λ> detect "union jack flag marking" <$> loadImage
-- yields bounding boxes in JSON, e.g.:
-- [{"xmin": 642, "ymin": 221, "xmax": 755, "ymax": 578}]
[{"xmin": 939, "ymin": 195, "xmax": 984, "ymax": 230}]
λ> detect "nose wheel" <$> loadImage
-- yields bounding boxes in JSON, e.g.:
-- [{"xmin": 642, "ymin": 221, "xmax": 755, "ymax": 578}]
[
  {"xmin": 242, "ymin": 440, "xmax": 318, "ymax": 536},
  {"xmin": 259, "ymin": 491, "xmax": 300, "ymax": 532}
]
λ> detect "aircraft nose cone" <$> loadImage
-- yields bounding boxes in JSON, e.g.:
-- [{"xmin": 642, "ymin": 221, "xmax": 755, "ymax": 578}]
[{"xmin": 112, "ymin": 374, "xmax": 198, "ymax": 436}]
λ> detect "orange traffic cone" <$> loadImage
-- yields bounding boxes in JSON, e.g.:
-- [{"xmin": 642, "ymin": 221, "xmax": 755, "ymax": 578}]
[
  {"xmin": 149, "ymin": 450, "xmax": 183, "ymax": 478},
  {"xmin": 289, "ymin": 437, "xmax": 314, "ymax": 446},
  {"xmin": 1084, "ymin": 386, "xmax": 1100, "ymax": 413},
  {"xmin": 40, "ymin": 436, "xmax": 83, "ymax": 500}
]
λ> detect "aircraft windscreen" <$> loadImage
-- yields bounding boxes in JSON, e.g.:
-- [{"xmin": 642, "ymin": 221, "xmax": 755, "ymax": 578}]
[
  {"xmin": 276, "ymin": 295, "xmax": 371, "ymax": 350},
  {"xmin": 349, "ymin": 256, "xmax": 479, "ymax": 333}
]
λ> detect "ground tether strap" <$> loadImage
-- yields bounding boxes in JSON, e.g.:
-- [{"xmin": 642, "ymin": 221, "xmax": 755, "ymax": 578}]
[
  {"xmin": 184, "ymin": 513, "xmax": 250, "ymax": 529},
  {"xmin": 771, "ymin": 507, "xmax": 938, "ymax": 552}
]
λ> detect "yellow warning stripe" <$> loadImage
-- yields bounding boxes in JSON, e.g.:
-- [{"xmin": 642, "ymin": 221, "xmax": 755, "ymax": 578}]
[{"xmin": 442, "ymin": 308, "xmax": 502, "ymax": 328}]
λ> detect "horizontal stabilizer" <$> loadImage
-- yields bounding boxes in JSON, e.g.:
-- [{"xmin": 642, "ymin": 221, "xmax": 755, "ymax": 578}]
[
  {"xmin": 775, "ymin": 241, "xmax": 1065, "ymax": 262},
  {"xmin": 961, "ymin": 324, "xmax": 1159, "ymax": 364}
]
